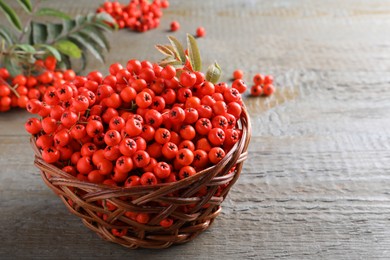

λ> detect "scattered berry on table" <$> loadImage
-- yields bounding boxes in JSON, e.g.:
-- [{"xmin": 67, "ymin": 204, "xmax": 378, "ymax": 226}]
[
  {"xmin": 170, "ymin": 21, "xmax": 180, "ymax": 32},
  {"xmin": 196, "ymin": 26, "xmax": 206, "ymax": 38}
]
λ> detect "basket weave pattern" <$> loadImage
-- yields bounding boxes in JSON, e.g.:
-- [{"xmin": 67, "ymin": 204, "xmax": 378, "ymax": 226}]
[{"xmin": 31, "ymin": 108, "xmax": 251, "ymax": 249}]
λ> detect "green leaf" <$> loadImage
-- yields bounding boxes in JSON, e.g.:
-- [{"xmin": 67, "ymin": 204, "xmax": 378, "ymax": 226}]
[
  {"xmin": 15, "ymin": 44, "xmax": 36, "ymax": 53},
  {"xmin": 187, "ymin": 34, "xmax": 202, "ymax": 72},
  {"xmin": 158, "ymin": 58, "xmax": 182, "ymax": 68},
  {"xmin": 96, "ymin": 12, "xmax": 117, "ymax": 27},
  {"xmin": 46, "ymin": 23, "xmax": 63, "ymax": 42},
  {"xmin": 75, "ymin": 15, "xmax": 86, "ymax": 26},
  {"xmin": 0, "ymin": 0, "xmax": 23, "ymax": 31},
  {"xmin": 69, "ymin": 33, "xmax": 104, "ymax": 63},
  {"xmin": 36, "ymin": 44, "xmax": 62, "ymax": 61},
  {"xmin": 57, "ymin": 54, "xmax": 71, "ymax": 70},
  {"xmin": 4, "ymin": 55, "xmax": 21, "ymax": 76},
  {"xmin": 16, "ymin": 0, "xmax": 32, "ymax": 13},
  {"xmin": 0, "ymin": 26, "xmax": 15, "ymax": 45},
  {"xmin": 79, "ymin": 51, "xmax": 87, "ymax": 73},
  {"xmin": 168, "ymin": 36, "xmax": 186, "ymax": 62},
  {"xmin": 36, "ymin": 8, "xmax": 72, "ymax": 20},
  {"xmin": 29, "ymin": 22, "xmax": 48, "ymax": 44},
  {"xmin": 61, "ymin": 19, "xmax": 76, "ymax": 36},
  {"xmin": 155, "ymin": 44, "xmax": 175, "ymax": 57},
  {"xmin": 80, "ymin": 26, "xmax": 110, "ymax": 51},
  {"xmin": 93, "ymin": 21, "xmax": 115, "ymax": 32},
  {"xmin": 205, "ymin": 62, "xmax": 222, "ymax": 84},
  {"xmin": 54, "ymin": 40, "xmax": 82, "ymax": 58},
  {"xmin": 86, "ymin": 13, "xmax": 96, "ymax": 22}
]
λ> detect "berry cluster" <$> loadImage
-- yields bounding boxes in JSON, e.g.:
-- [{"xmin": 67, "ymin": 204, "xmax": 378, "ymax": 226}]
[
  {"xmin": 232, "ymin": 70, "xmax": 275, "ymax": 97},
  {"xmin": 25, "ymin": 59, "xmax": 244, "ymax": 230},
  {"xmin": 0, "ymin": 57, "xmax": 76, "ymax": 112},
  {"xmin": 97, "ymin": 0, "xmax": 169, "ymax": 32},
  {"xmin": 250, "ymin": 73, "xmax": 274, "ymax": 97}
]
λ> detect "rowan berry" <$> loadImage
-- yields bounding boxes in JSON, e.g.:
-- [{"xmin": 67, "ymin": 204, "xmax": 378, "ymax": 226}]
[
  {"xmin": 42, "ymin": 147, "xmax": 60, "ymax": 163},
  {"xmin": 25, "ymin": 118, "xmax": 42, "ymax": 135},
  {"xmin": 180, "ymin": 71, "xmax": 197, "ymax": 88},
  {"xmin": 124, "ymin": 175, "xmax": 140, "ymax": 187},
  {"xmin": 208, "ymin": 147, "xmax": 225, "ymax": 164},
  {"xmin": 253, "ymin": 73, "xmax": 264, "ymax": 85},
  {"xmin": 160, "ymin": 218, "xmax": 173, "ymax": 228},
  {"xmin": 176, "ymin": 148, "xmax": 194, "ymax": 166},
  {"xmin": 179, "ymin": 165, "xmax": 196, "ymax": 179},
  {"xmin": 171, "ymin": 21, "xmax": 180, "ymax": 32},
  {"xmin": 250, "ymin": 85, "xmax": 263, "ymax": 96},
  {"xmin": 233, "ymin": 70, "xmax": 244, "ymax": 80},
  {"xmin": 196, "ymin": 26, "xmax": 206, "ymax": 38},
  {"xmin": 88, "ymin": 170, "xmax": 105, "ymax": 184},
  {"xmin": 263, "ymin": 84, "xmax": 275, "ymax": 96},
  {"xmin": 208, "ymin": 128, "xmax": 225, "ymax": 146},
  {"xmin": 264, "ymin": 75, "xmax": 274, "ymax": 85},
  {"xmin": 77, "ymin": 156, "xmax": 94, "ymax": 175},
  {"xmin": 133, "ymin": 150, "xmax": 151, "ymax": 168},
  {"xmin": 192, "ymin": 149, "xmax": 209, "ymax": 169},
  {"xmin": 140, "ymin": 172, "xmax": 158, "ymax": 186},
  {"xmin": 119, "ymin": 138, "xmax": 137, "ymax": 156},
  {"xmin": 160, "ymin": 64, "xmax": 176, "ymax": 80},
  {"xmin": 232, "ymin": 79, "xmax": 247, "ymax": 94}
]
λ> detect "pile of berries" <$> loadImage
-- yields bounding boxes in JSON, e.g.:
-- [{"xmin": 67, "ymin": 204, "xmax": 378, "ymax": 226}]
[
  {"xmin": 0, "ymin": 57, "xmax": 76, "ymax": 112},
  {"xmin": 97, "ymin": 0, "xmax": 169, "ymax": 32},
  {"xmin": 25, "ymin": 59, "xmax": 245, "ymax": 230},
  {"xmin": 232, "ymin": 70, "xmax": 275, "ymax": 97}
]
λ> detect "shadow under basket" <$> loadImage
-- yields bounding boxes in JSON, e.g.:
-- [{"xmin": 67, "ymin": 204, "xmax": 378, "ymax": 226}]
[{"xmin": 31, "ymin": 108, "xmax": 251, "ymax": 249}]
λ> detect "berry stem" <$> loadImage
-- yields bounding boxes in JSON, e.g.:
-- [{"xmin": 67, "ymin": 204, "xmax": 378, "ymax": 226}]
[{"xmin": 0, "ymin": 77, "xmax": 20, "ymax": 98}]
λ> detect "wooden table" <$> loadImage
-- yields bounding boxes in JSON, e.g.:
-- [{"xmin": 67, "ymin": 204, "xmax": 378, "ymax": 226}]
[{"xmin": 1, "ymin": 0, "xmax": 390, "ymax": 258}]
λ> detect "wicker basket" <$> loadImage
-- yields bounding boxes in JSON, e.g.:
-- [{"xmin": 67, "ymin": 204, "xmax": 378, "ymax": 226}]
[{"xmin": 30, "ymin": 107, "xmax": 251, "ymax": 249}]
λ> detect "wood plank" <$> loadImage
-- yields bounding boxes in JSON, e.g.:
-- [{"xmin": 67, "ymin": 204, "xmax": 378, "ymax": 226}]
[{"xmin": 1, "ymin": 0, "xmax": 390, "ymax": 258}]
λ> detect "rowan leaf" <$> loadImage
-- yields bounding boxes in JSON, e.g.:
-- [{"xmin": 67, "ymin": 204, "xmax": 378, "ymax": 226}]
[
  {"xmin": 69, "ymin": 33, "xmax": 104, "ymax": 63},
  {"xmin": 46, "ymin": 23, "xmax": 63, "ymax": 42},
  {"xmin": 29, "ymin": 22, "xmax": 48, "ymax": 44},
  {"xmin": 61, "ymin": 19, "xmax": 76, "ymax": 36},
  {"xmin": 16, "ymin": 0, "xmax": 32, "ymax": 13},
  {"xmin": 158, "ymin": 58, "xmax": 182, "ymax": 67},
  {"xmin": 54, "ymin": 39, "xmax": 82, "ymax": 58},
  {"xmin": 168, "ymin": 36, "xmax": 186, "ymax": 62},
  {"xmin": 96, "ymin": 12, "xmax": 118, "ymax": 29},
  {"xmin": 15, "ymin": 44, "xmax": 36, "ymax": 53},
  {"xmin": 0, "ymin": 25, "xmax": 15, "ymax": 45},
  {"xmin": 36, "ymin": 44, "xmax": 62, "ymax": 61},
  {"xmin": 4, "ymin": 55, "xmax": 21, "ymax": 76},
  {"xmin": 75, "ymin": 15, "xmax": 86, "ymax": 26},
  {"xmin": 0, "ymin": 0, "xmax": 23, "ymax": 31},
  {"xmin": 57, "ymin": 54, "xmax": 71, "ymax": 70},
  {"xmin": 36, "ymin": 8, "xmax": 71, "ymax": 20},
  {"xmin": 79, "ymin": 51, "xmax": 87, "ymax": 72},
  {"xmin": 186, "ymin": 34, "xmax": 202, "ymax": 72},
  {"xmin": 155, "ymin": 44, "xmax": 175, "ymax": 57},
  {"xmin": 81, "ymin": 26, "xmax": 110, "ymax": 51}
]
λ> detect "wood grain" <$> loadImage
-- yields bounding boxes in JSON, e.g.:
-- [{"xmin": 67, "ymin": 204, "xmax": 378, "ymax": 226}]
[{"xmin": 1, "ymin": 0, "xmax": 390, "ymax": 259}]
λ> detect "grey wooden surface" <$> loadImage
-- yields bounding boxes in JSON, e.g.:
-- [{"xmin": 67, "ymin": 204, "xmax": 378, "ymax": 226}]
[{"xmin": 1, "ymin": 0, "xmax": 390, "ymax": 259}]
